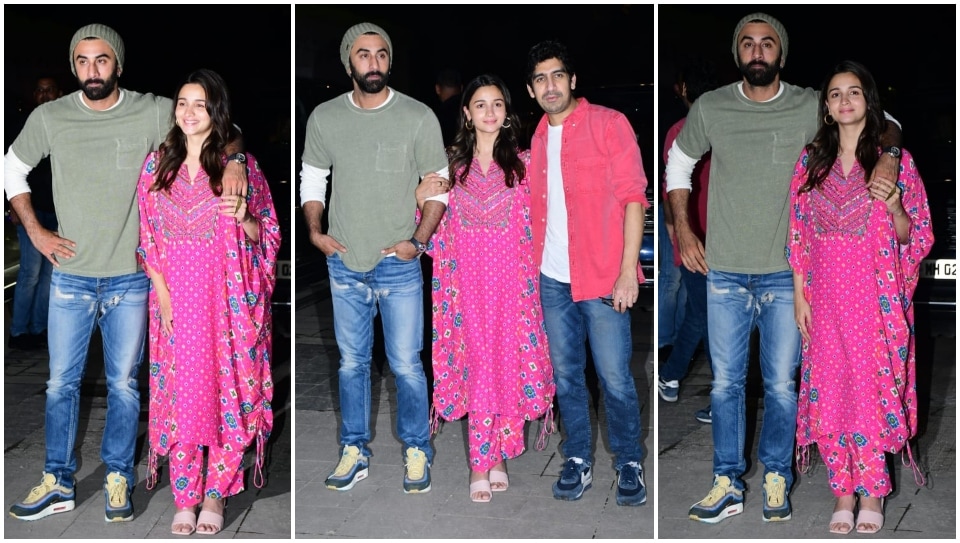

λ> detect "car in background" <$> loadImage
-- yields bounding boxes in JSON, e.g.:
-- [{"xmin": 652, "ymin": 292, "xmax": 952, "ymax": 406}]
[{"xmin": 896, "ymin": 86, "xmax": 956, "ymax": 325}]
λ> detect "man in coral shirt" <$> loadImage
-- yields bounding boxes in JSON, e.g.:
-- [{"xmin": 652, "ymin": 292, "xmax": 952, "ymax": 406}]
[{"xmin": 525, "ymin": 40, "xmax": 649, "ymax": 507}]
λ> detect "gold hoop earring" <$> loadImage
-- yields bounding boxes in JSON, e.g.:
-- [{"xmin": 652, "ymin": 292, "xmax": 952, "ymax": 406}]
[
  {"xmin": 824, "ymin": 114, "xmax": 835, "ymax": 126},
  {"xmin": 465, "ymin": 119, "xmax": 474, "ymax": 130}
]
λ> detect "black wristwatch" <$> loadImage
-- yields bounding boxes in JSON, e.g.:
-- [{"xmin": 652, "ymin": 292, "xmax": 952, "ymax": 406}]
[
  {"xmin": 882, "ymin": 146, "xmax": 902, "ymax": 159},
  {"xmin": 226, "ymin": 152, "xmax": 246, "ymax": 165},
  {"xmin": 409, "ymin": 237, "xmax": 427, "ymax": 255}
]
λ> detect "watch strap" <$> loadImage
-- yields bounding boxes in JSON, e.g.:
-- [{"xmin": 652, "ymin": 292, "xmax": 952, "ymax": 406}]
[{"xmin": 409, "ymin": 237, "xmax": 426, "ymax": 254}]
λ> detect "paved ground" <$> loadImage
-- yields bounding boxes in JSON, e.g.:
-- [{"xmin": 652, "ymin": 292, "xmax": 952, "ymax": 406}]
[
  {"xmin": 294, "ymin": 275, "xmax": 656, "ymax": 538},
  {"xmin": 3, "ymin": 304, "xmax": 293, "ymax": 539},
  {"xmin": 656, "ymin": 313, "xmax": 956, "ymax": 539}
]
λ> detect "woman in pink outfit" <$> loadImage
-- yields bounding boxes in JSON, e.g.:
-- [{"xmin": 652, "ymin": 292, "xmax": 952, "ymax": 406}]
[
  {"xmin": 787, "ymin": 61, "xmax": 932, "ymax": 535},
  {"xmin": 423, "ymin": 74, "xmax": 554, "ymax": 503},
  {"xmin": 137, "ymin": 69, "xmax": 280, "ymax": 536}
]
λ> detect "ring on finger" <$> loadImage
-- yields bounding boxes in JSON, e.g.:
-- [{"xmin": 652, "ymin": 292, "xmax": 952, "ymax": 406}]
[{"xmin": 886, "ymin": 185, "xmax": 898, "ymax": 200}]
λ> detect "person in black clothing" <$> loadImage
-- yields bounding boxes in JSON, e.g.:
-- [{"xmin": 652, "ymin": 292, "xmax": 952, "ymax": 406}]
[
  {"xmin": 8, "ymin": 76, "xmax": 62, "ymax": 350},
  {"xmin": 433, "ymin": 69, "xmax": 462, "ymax": 148}
]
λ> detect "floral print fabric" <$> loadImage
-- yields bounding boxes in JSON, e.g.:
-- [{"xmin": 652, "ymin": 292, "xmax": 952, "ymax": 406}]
[
  {"xmin": 787, "ymin": 149, "xmax": 933, "ymax": 463},
  {"xmin": 428, "ymin": 153, "xmax": 555, "ymax": 464},
  {"xmin": 137, "ymin": 151, "xmax": 280, "ymax": 486}
]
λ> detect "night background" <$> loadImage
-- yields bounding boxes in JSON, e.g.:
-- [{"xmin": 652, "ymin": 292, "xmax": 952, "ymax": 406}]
[
  {"xmin": 294, "ymin": 5, "xmax": 656, "ymax": 286},
  {"xmin": 4, "ymin": 5, "xmax": 293, "ymax": 192},
  {"xmin": 295, "ymin": 5, "xmax": 652, "ymax": 124},
  {"xmin": 3, "ymin": 5, "xmax": 295, "ymax": 459},
  {"xmin": 4, "ymin": 3, "xmax": 294, "ymax": 305},
  {"xmin": 658, "ymin": 5, "xmax": 956, "ymax": 184},
  {"xmin": 658, "ymin": 4, "xmax": 956, "ymax": 285}
]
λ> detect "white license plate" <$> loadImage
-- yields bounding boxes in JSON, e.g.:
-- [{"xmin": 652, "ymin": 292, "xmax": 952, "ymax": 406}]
[
  {"xmin": 920, "ymin": 258, "xmax": 956, "ymax": 279},
  {"xmin": 277, "ymin": 260, "xmax": 291, "ymax": 279}
]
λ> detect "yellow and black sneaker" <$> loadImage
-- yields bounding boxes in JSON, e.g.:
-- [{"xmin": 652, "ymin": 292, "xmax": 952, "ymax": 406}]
[{"xmin": 9, "ymin": 472, "xmax": 76, "ymax": 521}]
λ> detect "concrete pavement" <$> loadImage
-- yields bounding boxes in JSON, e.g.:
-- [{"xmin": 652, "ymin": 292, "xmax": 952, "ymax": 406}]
[
  {"xmin": 3, "ymin": 307, "xmax": 292, "ymax": 539},
  {"xmin": 294, "ymin": 275, "xmax": 656, "ymax": 538},
  {"xmin": 656, "ymin": 319, "xmax": 956, "ymax": 539}
]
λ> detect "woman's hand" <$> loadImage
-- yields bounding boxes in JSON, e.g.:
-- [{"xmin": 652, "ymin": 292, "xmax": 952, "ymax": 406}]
[
  {"xmin": 416, "ymin": 173, "xmax": 450, "ymax": 210},
  {"xmin": 868, "ymin": 172, "xmax": 910, "ymax": 243},
  {"xmin": 794, "ymin": 292, "xmax": 812, "ymax": 345},
  {"xmin": 220, "ymin": 194, "xmax": 260, "ymax": 240},
  {"xmin": 220, "ymin": 193, "xmax": 249, "ymax": 221},
  {"xmin": 868, "ymin": 176, "xmax": 906, "ymax": 216},
  {"xmin": 155, "ymin": 287, "xmax": 174, "ymax": 336}
]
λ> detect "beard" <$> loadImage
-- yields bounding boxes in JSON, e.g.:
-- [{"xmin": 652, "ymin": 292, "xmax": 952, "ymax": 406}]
[
  {"xmin": 739, "ymin": 56, "xmax": 781, "ymax": 87},
  {"xmin": 350, "ymin": 62, "xmax": 389, "ymax": 94},
  {"xmin": 79, "ymin": 67, "xmax": 119, "ymax": 101}
]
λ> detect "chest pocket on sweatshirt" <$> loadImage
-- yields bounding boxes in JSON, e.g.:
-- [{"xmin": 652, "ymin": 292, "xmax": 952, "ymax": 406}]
[
  {"xmin": 116, "ymin": 137, "xmax": 148, "ymax": 170},
  {"xmin": 772, "ymin": 131, "xmax": 804, "ymax": 165},
  {"xmin": 376, "ymin": 143, "xmax": 408, "ymax": 173}
]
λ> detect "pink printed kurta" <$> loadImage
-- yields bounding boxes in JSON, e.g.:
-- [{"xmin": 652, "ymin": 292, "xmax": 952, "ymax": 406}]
[
  {"xmin": 429, "ymin": 154, "xmax": 555, "ymax": 445},
  {"xmin": 137, "ymin": 151, "xmax": 280, "ymax": 485},
  {"xmin": 787, "ymin": 149, "xmax": 933, "ymax": 461}
]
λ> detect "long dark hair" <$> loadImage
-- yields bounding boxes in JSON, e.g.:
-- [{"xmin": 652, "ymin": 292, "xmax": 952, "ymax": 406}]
[
  {"xmin": 152, "ymin": 69, "xmax": 236, "ymax": 194},
  {"xmin": 448, "ymin": 74, "xmax": 525, "ymax": 187},
  {"xmin": 800, "ymin": 60, "xmax": 885, "ymax": 193}
]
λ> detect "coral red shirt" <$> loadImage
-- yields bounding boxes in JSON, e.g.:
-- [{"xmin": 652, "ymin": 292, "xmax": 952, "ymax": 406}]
[{"xmin": 529, "ymin": 98, "xmax": 649, "ymax": 302}]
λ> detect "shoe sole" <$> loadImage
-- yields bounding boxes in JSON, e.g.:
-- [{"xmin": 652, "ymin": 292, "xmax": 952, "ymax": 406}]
[
  {"xmin": 616, "ymin": 493, "xmax": 647, "ymax": 506},
  {"xmin": 9, "ymin": 499, "xmax": 75, "ymax": 521},
  {"xmin": 763, "ymin": 512, "xmax": 792, "ymax": 522},
  {"xmin": 105, "ymin": 512, "xmax": 134, "ymax": 522},
  {"xmin": 403, "ymin": 483, "xmax": 431, "ymax": 494},
  {"xmin": 326, "ymin": 467, "xmax": 368, "ymax": 491},
  {"xmin": 658, "ymin": 388, "xmax": 679, "ymax": 402},
  {"xmin": 553, "ymin": 482, "xmax": 592, "ymax": 501},
  {"xmin": 689, "ymin": 502, "xmax": 743, "ymax": 524}
]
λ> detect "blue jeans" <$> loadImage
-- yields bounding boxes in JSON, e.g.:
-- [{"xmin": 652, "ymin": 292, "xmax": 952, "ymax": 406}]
[
  {"xmin": 707, "ymin": 270, "xmax": 800, "ymax": 491},
  {"xmin": 540, "ymin": 274, "xmax": 642, "ymax": 469},
  {"xmin": 659, "ymin": 267, "xmax": 710, "ymax": 382},
  {"xmin": 327, "ymin": 253, "xmax": 433, "ymax": 463},
  {"xmin": 46, "ymin": 270, "xmax": 149, "ymax": 489},
  {"xmin": 657, "ymin": 211, "xmax": 685, "ymax": 347},
  {"xmin": 11, "ymin": 210, "xmax": 58, "ymax": 336}
]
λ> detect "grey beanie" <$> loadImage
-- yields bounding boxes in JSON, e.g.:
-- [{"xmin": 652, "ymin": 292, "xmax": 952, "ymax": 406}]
[
  {"xmin": 340, "ymin": 22, "xmax": 392, "ymax": 72},
  {"xmin": 69, "ymin": 23, "xmax": 125, "ymax": 76},
  {"xmin": 731, "ymin": 13, "xmax": 787, "ymax": 66}
]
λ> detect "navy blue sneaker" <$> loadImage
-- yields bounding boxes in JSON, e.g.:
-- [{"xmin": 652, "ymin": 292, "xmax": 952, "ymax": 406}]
[
  {"xmin": 553, "ymin": 457, "xmax": 592, "ymax": 501},
  {"xmin": 9, "ymin": 472, "xmax": 75, "ymax": 521},
  {"xmin": 616, "ymin": 462, "xmax": 647, "ymax": 506},
  {"xmin": 325, "ymin": 445, "xmax": 369, "ymax": 491},
  {"xmin": 402, "ymin": 447, "xmax": 431, "ymax": 493},
  {"xmin": 689, "ymin": 475, "xmax": 743, "ymax": 523},
  {"xmin": 104, "ymin": 472, "xmax": 134, "ymax": 522},
  {"xmin": 658, "ymin": 377, "xmax": 679, "ymax": 402},
  {"xmin": 695, "ymin": 406, "xmax": 712, "ymax": 424}
]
